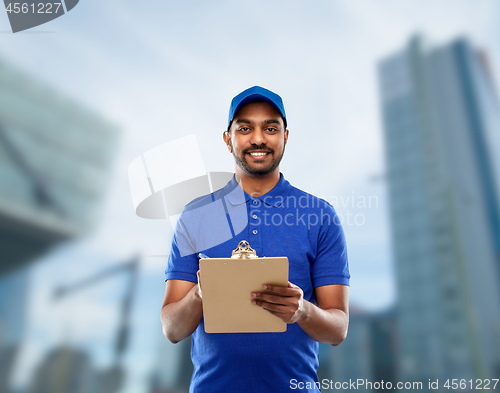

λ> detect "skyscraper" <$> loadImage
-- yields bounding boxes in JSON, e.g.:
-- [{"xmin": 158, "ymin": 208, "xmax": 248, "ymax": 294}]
[
  {"xmin": 0, "ymin": 57, "xmax": 119, "ymax": 276},
  {"xmin": 0, "ymin": 57, "xmax": 119, "ymax": 392},
  {"xmin": 0, "ymin": 268, "xmax": 29, "ymax": 393},
  {"xmin": 378, "ymin": 36, "xmax": 500, "ymax": 384},
  {"xmin": 328, "ymin": 308, "xmax": 397, "ymax": 392}
]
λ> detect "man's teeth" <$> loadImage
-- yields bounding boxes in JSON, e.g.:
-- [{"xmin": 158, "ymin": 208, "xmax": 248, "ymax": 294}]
[{"xmin": 249, "ymin": 152, "xmax": 268, "ymax": 156}]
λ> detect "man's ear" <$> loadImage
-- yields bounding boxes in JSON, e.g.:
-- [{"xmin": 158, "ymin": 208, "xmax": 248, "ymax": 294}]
[
  {"xmin": 223, "ymin": 130, "xmax": 232, "ymax": 153},
  {"xmin": 284, "ymin": 129, "xmax": 289, "ymax": 146}
]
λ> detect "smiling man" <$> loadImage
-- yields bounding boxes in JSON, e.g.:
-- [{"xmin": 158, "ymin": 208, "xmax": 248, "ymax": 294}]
[{"xmin": 161, "ymin": 86, "xmax": 350, "ymax": 393}]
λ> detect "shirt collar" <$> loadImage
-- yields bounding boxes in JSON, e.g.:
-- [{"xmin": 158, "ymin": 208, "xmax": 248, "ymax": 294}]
[{"xmin": 225, "ymin": 172, "xmax": 292, "ymax": 207}]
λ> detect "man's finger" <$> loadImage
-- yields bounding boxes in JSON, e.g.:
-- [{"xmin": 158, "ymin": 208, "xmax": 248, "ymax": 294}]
[
  {"xmin": 252, "ymin": 300, "xmax": 289, "ymax": 314},
  {"xmin": 262, "ymin": 284, "xmax": 297, "ymax": 296},
  {"xmin": 252, "ymin": 292, "xmax": 295, "ymax": 306}
]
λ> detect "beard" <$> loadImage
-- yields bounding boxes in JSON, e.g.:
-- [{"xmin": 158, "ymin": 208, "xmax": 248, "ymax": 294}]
[{"xmin": 231, "ymin": 142, "xmax": 286, "ymax": 177}]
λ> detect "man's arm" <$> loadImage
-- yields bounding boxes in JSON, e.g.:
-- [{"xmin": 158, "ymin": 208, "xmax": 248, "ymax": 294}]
[
  {"xmin": 251, "ymin": 283, "xmax": 349, "ymax": 345},
  {"xmin": 160, "ymin": 274, "xmax": 203, "ymax": 344}
]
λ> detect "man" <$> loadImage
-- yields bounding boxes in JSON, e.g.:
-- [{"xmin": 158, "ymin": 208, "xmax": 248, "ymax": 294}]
[{"xmin": 161, "ymin": 86, "xmax": 350, "ymax": 392}]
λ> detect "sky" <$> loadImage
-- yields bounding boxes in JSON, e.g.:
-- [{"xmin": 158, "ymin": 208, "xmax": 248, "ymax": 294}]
[{"xmin": 1, "ymin": 1, "xmax": 499, "ymax": 392}]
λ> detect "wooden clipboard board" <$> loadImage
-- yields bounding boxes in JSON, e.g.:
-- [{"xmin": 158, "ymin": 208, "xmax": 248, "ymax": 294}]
[{"xmin": 199, "ymin": 240, "xmax": 289, "ymax": 333}]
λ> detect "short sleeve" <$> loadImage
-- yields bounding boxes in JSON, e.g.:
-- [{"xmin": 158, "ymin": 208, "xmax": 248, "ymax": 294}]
[
  {"xmin": 165, "ymin": 216, "xmax": 199, "ymax": 283},
  {"xmin": 311, "ymin": 204, "xmax": 350, "ymax": 287}
]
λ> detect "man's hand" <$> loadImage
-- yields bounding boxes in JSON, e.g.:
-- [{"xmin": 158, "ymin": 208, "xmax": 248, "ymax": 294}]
[
  {"xmin": 251, "ymin": 283, "xmax": 349, "ymax": 345},
  {"xmin": 251, "ymin": 282, "xmax": 306, "ymax": 324}
]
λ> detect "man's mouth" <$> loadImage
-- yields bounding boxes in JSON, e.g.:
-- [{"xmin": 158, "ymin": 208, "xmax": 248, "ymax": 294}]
[{"xmin": 247, "ymin": 150, "xmax": 272, "ymax": 157}]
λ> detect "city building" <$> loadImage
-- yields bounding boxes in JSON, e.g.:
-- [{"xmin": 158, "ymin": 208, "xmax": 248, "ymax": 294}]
[
  {"xmin": 0, "ymin": 268, "xmax": 30, "ymax": 393},
  {"xmin": 28, "ymin": 346, "xmax": 95, "ymax": 393},
  {"xmin": 0, "ymin": 57, "xmax": 119, "ymax": 392},
  {"xmin": 327, "ymin": 307, "xmax": 397, "ymax": 392},
  {"xmin": 0, "ymin": 57, "xmax": 119, "ymax": 276},
  {"xmin": 378, "ymin": 36, "xmax": 500, "ymax": 385},
  {"xmin": 148, "ymin": 335, "xmax": 191, "ymax": 393}
]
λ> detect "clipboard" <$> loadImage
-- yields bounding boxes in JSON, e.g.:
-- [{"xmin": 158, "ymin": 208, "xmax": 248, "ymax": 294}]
[{"xmin": 199, "ymin": 240, "xmax": 289, "ymax": 333}]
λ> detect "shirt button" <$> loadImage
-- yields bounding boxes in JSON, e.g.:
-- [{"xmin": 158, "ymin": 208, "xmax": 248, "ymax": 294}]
[
  {"xmin": 252, "ymin": 200, "xmax": 258, "ymax": 205},
  {"xmin": 252, "ymin": 214, "xmax": 258, "ymax": 219},
  {"xmin": 252, "ymin": 229, "xmax": 258, "ymax": 235}
]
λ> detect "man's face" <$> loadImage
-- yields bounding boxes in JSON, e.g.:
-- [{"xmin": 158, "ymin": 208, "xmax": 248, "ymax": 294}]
[{"xmin": 224, "ymin": 102, "xmax": 288, "ymax": 177}]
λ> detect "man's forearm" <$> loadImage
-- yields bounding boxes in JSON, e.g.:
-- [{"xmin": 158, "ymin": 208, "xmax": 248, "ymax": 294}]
[
  {"xmin": 251, "ymin": 283, "xmax": 349, "ymax": 345},
  {"xmin": 161, "ymin": 285, "xmax": 203, "ymax": 344},
  {"xmin": 297, "ymin": 300, "xmax": 348, "ymax": 345}
]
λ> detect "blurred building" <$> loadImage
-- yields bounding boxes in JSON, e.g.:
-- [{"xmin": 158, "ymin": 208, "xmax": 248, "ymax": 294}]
[
  {"xmin": 0, "ymin": 269, "xmax": 29, "ymax": 346},
  {"xmin": 327, "ymin": 308, "xmax": 397, "ymax": 391},
  {"xmin": 148, "ymin": 335, "xmax": 192, "ymax": 393},
  {"xmin": 0, "ymin": 58, "xmax": 119, "ymax": 276},
  {"xmin": 0, "ymin": 57, "xmax": 119, "ymax": 391},
  {"xmin": 0, "ymin": 268, "xmax": 29, "ymax": 393},
  {"xmin": 28, "ymin": 346, "xmax": 95, "ymax": 393},
  {"xmin": 378, "ymin": 36, "xmax": 500, "ymax": 385}
]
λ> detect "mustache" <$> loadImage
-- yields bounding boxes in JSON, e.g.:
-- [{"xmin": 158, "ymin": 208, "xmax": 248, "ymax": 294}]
[{"xmin": 242, "ymin": 145, "xmax": 274, "ymax": 155}]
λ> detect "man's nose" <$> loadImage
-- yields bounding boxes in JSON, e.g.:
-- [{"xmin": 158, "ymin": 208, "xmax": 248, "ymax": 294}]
[{"xmin": 249, "ymin": 128, "xmax": 266, "ymax": 146}]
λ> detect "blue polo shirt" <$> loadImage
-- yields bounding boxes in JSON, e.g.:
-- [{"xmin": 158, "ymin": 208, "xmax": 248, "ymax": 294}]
[{"xmin": 165, "ymin": 173, "xmax": 350, "ymax": 393}]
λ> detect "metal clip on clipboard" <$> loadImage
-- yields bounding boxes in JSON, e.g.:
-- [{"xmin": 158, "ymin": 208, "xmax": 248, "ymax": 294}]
[{"xmin": 231, "ymin": 240, "xmax": 257, "ymax": 259}]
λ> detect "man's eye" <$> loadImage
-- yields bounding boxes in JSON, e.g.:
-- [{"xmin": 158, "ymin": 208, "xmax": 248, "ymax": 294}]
[
  {"xmin": 266, "ymin": 128, "xmax": 278, "ymax": 132},
  {"xmin": 239, "ymin": 127, "xmax": 250, "ymax": 132}
]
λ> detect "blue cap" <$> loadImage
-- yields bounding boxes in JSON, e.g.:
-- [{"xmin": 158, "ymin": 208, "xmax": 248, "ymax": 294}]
[{"xmin": 227, "ymin": 86, "xmax": 287, "ymax": 130}]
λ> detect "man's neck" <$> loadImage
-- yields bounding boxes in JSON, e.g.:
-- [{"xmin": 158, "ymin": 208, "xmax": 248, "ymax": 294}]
[{"xmin": 235, "ymin": 168, "xmax": 281, "ymax": 197}]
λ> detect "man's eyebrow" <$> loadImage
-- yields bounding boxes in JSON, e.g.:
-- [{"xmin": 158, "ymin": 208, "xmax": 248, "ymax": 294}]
[
  {"xmin": 264, "ymin": 119, "xmax": 280, "ymax": 125},
  {"xmin": 234, "ymin": 118, "xmax": 281, "ymax": 125}
]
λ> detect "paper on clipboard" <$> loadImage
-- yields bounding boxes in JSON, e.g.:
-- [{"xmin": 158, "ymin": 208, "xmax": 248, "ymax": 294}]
[{"xmin": 199, "ymin": 241, "xmax": 289, "ymax": 333}]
